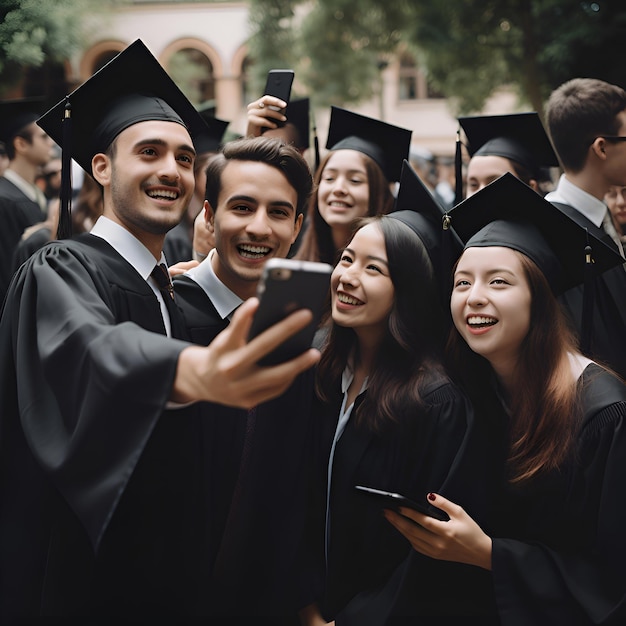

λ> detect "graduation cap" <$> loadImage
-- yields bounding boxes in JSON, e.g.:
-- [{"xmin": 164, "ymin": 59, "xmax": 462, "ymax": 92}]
[
  {"xmin": 195, "ymin": 106, "xmax": 230, "ymax": 154},
  {"xmin": 37, "ymin": 39, "xmax": 210, "ymax": 239},
  {"xmin": 447, "ymin": 172, "xmax": 624, "ymax": 350},
  {"xmin": 389, "ymin": 160, "xmax": 463, "ymax": 303},
  {"xmin": 283, "ymin": 98, "xmax": 310, "ymax": 151},
  {"xmin": 326, "ymin": 106, "xmax": 412, "ymax": 182},
  {"xmin": 0, "ymin": 97, "xmax": 46, "ymax": 147},
  {"xmin": 458, "ymin": 112, "xmax": 559, "ymax": 179}
]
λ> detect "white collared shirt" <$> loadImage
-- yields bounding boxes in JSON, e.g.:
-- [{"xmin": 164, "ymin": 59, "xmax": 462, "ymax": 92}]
[
  {"xmin": 3, "ymin": 168, "xmax": 47, "ymax": 212},
  {"xmin": 325, "ymin": 362, "xmax": 369, "ymax": 562},
  {"xmin": 545, "ymin": 174, "xmax": 607, "ymax": 228},
  {"xmin": 90, "ymin": 216, "xmax": 172, "ymax": 336},
  {"xmin": 183, "ymin": 248, "xmax": 243, "ymax": 321}
]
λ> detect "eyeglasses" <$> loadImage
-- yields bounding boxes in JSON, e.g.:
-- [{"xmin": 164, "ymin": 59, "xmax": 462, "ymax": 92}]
[{"xmin": 598, "ymin": 136, "xmax": 626, "ymax": 142}]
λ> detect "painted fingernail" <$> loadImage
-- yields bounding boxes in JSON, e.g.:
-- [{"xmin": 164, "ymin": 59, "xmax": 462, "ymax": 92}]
[{"xmin": 428, "ymin": 492, "xmax": 436, "ymax": 501}]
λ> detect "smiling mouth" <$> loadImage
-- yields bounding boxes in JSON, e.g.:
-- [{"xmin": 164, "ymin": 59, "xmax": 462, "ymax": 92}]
[
  {"xmin": 467, "ymin": 315, "xmax": 497, "ymax": 328},
  {"xmin": 238, "ymin": 243, "xmax": 272, "ymax": 259},
  {"xmin": 337, "ymin": 292, "xmax": 363, "ymax": 305},
  {"xmin": 146, "ymin": 188, "xmax": 179, "ymax": 201},
  {"xmin": 328, "ymin": 201, "xmax": 352, "ymax": 209}
]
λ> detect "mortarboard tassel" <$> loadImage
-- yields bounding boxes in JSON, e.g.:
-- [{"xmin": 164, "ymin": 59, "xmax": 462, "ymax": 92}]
[
  {"xmin": 454, "ymin": 129, "xmax": 463, "ymax": 205},
  {"xmin": 57, "ymin": 97, "xmax": 73, "ymax": 240},
  {"xmin": 312, "ymin": 115, "xmax": 320, "ymax": 172},
  {"xmin": 580, "ymin": 238, "xmax": 595, "ymax": 354}
]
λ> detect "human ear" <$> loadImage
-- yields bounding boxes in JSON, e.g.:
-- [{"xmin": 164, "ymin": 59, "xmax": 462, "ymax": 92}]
[
  {"xmin": 91, "ymin": 153, "xmax": 112, "ymax": 186},
  {"xmin": 204, "ymin": 199, "xmax": 216, "ymax": 233}
]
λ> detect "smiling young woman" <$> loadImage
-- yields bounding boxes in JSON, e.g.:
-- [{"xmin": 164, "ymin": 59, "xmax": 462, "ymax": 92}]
[{"xmin": 384, "ymin": 173, "xmax": 626, "ymax": 625}]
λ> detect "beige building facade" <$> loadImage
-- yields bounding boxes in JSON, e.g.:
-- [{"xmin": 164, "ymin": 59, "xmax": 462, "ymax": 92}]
[{"xmin": 73, "ymin": 1, "xmax": 517, "ymax": 161}]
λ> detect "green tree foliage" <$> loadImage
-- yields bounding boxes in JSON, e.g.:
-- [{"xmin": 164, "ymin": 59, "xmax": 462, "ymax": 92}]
[
  {"xmin": 0, "ymin": 0, "xmax": 112, "ymax": 97},
  {"xmin": 247, "ymin": 0, "xmax": 626, "ymax": 114}
]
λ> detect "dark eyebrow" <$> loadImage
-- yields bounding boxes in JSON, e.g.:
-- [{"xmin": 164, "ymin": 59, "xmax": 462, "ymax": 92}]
[
  {"xmin": 227, "ymin": 195, "xmax": 295, "ymax": 213},
  {"xmin": 344, "ymin": 246, "xmax": 389, "ymax": 267},
  {"xmin": 134, "ymin": 137, "xmax": 196, "ymax": 157}
]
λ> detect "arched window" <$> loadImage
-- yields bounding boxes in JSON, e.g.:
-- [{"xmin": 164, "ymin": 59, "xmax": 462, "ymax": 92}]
[{"xmin": 167, "ymin": 48, "xmax": 215, "ymax": 107}]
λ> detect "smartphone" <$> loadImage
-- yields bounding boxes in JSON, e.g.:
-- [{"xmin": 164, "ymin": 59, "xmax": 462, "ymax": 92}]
[
  {"xmin": 248, "ymin": 258, "xmax": 332, "ymax": 366},
  {"xmin": 263, "ymin": 69, "xmax": 295, "ymax": 120},
  {"xmin": 354, "ymin": 485, "xmax": 450, "ymax": 522}
]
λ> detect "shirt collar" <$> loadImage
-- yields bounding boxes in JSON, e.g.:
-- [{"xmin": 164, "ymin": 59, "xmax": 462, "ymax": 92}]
[
  {"xmin": 3, "ymin": 168, "xmax": 40, "ymax": 204},
  {"xmin": 544, "ymin": 174, "xmax": 608, "ymax": 227},
  {"xmin": 340, "ymin": 359, "xmax": 369, "ymax": 394},
  {"xmin": 90, "ymin": 215, "xmax": 161, "ymax": 280},
  {"xmin": 183, "ymin": 248, "xmax": 242, "ymax": 320}
]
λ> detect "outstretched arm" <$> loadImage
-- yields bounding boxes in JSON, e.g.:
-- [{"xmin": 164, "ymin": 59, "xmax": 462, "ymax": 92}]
[{"xmin": 173, "ymin": 297, "xmax": 320, "ymax": 408}]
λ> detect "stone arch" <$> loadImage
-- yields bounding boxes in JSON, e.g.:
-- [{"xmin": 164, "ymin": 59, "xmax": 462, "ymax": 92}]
[{"xmin": 78, "ymin": 40, "xmax": 127, "ymax": 84}]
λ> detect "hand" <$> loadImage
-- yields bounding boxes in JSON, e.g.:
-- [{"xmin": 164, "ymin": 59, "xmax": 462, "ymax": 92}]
[
  {"xmin": 384, "ymin": 493, "xmax": 492, "ymax": 571},
  {"xmin": 246, "ymin": 95, "xmax": 287, "ymax": 137},
  {"xmin": 172, "ymin": 297, "xmax": 320, "ymax": 408},
  {"xmin": 168, "ymin": 260, "xmax": 198, "ymax": 276},
  {"xmin": 192, "ymin": 208, "xmax": 214, "ymax": 261}
]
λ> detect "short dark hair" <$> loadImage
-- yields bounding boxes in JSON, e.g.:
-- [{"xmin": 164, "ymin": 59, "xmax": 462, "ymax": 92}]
[
  {"xmin": 546, "ymin": 78, "xmax": 626, "ymax": 172},
  {"xmin": 5, "ymin": 123, "xmax": 35, "ymax": 161},
  {"xmin": 204, "ymin": 136, "xmax": 313, "ymax": 217}
]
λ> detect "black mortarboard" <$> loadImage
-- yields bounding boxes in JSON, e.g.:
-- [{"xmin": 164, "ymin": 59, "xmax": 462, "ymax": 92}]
[
  {"xmin": 0, "ymin": 97, "xmax": 46, "ymax": 145},
  {"xmin": 38, "ymin": 39, "xmax": 209, "ymax": 175},
  {"xmin": 447, "ymin": 172, "xmax": 623, "ymax": 295},
  {"xmin": 284, "ymin": 97, "xmax": 310, "ymax": 151},
  {"xmin": 326, "ymin": 106, "xmax": 412, "ymax": 182},
  {"xmin": 37, "ymin": 39, "xmax": 210, "ymax": 239},
  {"xmin": 389, "ymin": 160, "xmax": 463, "ymax": 304},
  {"xmin": 195, "ymin": 107, "xmax": 230, "ymax": 154},
  {"xmin": 458, "ymin": 112, "xmax": 559, "ymax": 178}
]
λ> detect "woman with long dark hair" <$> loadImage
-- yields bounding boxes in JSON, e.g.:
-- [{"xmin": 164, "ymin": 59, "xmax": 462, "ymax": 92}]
[
  {"xmin": 307, "ymin": 163, "xmax": 485, "ymax": 624},
  {"xmin": 385, "ymin": 173, "xmax": 626, "ymax": 625}
]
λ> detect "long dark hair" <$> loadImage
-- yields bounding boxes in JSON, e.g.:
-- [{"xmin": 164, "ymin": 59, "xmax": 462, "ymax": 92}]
[
  {"xmin": 295, "ymin": 150, "xmax": 394, "ymax": 265},
  {"xmin": 316, "ymin": 216, "xmax": 446, "ymax": 433},
  {"xmin": 447, "ymin": 250, "xmax": 581, "ymax": 483}
]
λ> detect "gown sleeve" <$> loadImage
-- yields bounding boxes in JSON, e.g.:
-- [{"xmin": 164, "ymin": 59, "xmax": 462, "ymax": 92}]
[
  {"xmin": 492, "ymin": 373, "xmax": 626, "ymax": 625},
  {"xmin": 1, "ymin": 242, "xmax": 189, "ymax": 551}
]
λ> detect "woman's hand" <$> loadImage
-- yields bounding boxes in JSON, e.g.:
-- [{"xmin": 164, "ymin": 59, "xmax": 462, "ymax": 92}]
[{"xmin": 384, "ymin": 492, "xmax": 493, "ymax": 571}]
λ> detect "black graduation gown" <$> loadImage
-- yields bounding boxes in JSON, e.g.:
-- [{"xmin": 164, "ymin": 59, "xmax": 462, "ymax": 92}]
[
  {"xmin": 491, "ymin": 365, "xmax": 626, "ymax": 625},
  {"xmin": 551, "ymin": 202, "xmax": 626, "ymax": 380},
  {"xmin": 320, "ymin": 373, "xmax": 484, "ymax": 622},
  {"xmin": 163, "ymin": 219, "xmax": 193, "ymax": 265},
  {"xmin": 174, "ymin": 273, "xmax": 325, "ymax": 620},
  {"xmin": 0, "ymin": 234, "xmax": 209, "ymax": 619},
  {"xmin": 0, "ymin": 176, "xmax": 45, "ymax": 302}
]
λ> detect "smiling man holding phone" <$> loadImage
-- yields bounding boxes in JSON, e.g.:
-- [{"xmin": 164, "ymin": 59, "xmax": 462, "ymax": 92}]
[{"xmin": 173, "ymin": 136, "xmax": 327, "ymax": 622}]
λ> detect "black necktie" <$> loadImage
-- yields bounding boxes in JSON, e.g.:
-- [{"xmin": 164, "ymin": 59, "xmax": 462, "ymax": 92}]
[
  {"xmin": 150, "ymin": 263, "xmax": 186, "ymax": 338},
  {"xmin": 151, "ymin": 263, "xmax": 174, "ymax": 300}
]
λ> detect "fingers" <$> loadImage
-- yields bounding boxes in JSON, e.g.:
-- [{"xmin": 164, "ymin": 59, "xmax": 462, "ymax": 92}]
[
  {"xmin": 247, "ymin": 95, "xmax": 287, "ymax": 113},
  {"xmin": 168, "ymin": 260, "xmax": 198, "ymax": 276},
  {"xmin": 246, "ymin": 96, "xmax": 287, "ymax": 136}
]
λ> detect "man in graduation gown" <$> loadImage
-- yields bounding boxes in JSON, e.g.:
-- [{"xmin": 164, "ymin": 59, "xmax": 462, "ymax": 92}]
[
  {"xmin": 0, "ymin": 97, "xmax": 54, "ymax": 301},
  {"xmin": 0, "ymin": 40, "xmax": 319, "ymax": 621},
  {"xmin": 173, "ymin": 136, "xmax": 327, "ymax": 621},
  {"xmin": 545, "ymin": 78, "xmax": 626, "ymax": 380}
]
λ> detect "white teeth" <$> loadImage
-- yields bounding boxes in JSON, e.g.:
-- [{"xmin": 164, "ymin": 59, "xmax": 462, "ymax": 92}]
[
  {"xmin": 238, "ymin": 244, "xmax": 271, "ymax": 258},
  {"xmin": 329, "ymin": 201, "xmax": 350, "ymax": 208},
  {"xmin": 467, "ymin": 316, "xmax": 497, "ymax": 326},
  {"xmin": 147, "ymin": 189, "xmax": 178, "ymax": 200},
  {"xmin": 337, "ymin": 293, "xmax": 362, "ymax": 305}
]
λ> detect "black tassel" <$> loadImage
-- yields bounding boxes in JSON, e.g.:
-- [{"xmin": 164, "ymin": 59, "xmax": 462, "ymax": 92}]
[
  {"xmin": 312, "ymin": 115, "xmax": 320, "ymax": 173},
  {"xmin": 56, "ymin": 96, "xmax": 73, "ymax": 240},
  {"xmin": 454, "ymin": 129, "xmax": 463, "ymax": 205},
  {"xmin": 580, "ymin": 236, "xmax": 595, "ymax": 354}
]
